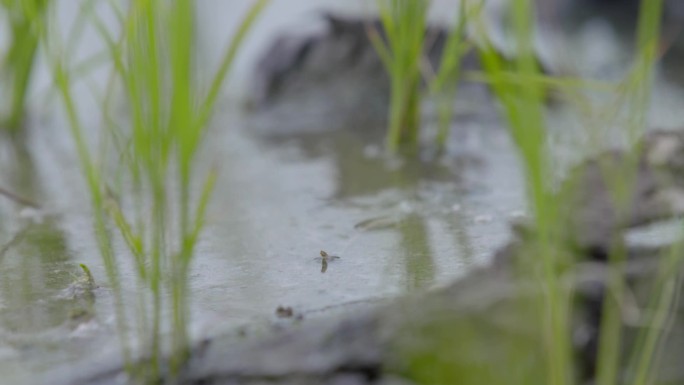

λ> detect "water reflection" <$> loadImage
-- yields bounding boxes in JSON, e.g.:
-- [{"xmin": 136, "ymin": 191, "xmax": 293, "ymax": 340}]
[
  {"xmin": 397, "ymin": 214, "xmax": 435, "ymax": 290},
  {"xmin": 0, "ymin": 142, "xmax": 75, "ymax": 338},
  {"xmin": 0, "ymin": 221, "xmax": 72, "ymax": 333},
  {"xmin": 446, "ymin": 201, "xmax": 475, "ymax": 265}
]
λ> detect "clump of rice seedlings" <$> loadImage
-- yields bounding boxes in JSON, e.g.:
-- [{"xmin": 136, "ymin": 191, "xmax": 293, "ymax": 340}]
[
  {"xmin": 369, "ymin": 0, "xmax": 483, "ymax": 154},
  {"xmin": 369, "ymin": 0, "xmax": 428, "ymax": 154},
  {"xmin": 49, "ymin": 0, "xmax": 269, "ymax": 382},
  {"xmin": 0, "ymin": 0, "xmax": 50, "ymax": 133},
  {"xmin": 399, "ymin": 0, "xmax": 670, "ymax": 383},
  {"xmin": 473, "ymin": 0, "xmax": 671, "ymax": 385}
]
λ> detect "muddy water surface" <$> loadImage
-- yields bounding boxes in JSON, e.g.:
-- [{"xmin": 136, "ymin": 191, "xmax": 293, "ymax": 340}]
[{"xmin": 0, "ymin": 111, "xmax": 523, "ymax": 384}]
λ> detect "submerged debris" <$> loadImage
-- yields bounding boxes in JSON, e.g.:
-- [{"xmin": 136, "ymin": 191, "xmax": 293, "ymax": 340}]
[
  {"xmin": 62, "ymin": 263, "xmax": 97, "ymax": 301},
  {"xmin": 59, "ymin": 263, "xmax": 98, "ymax": 328},
  {"xmin": 275, "ymin": 306, "xmax": 294, "ymax": 318},
  {"xmin": 354, "ymin": 216, "xmax": 400, "ymax": 231},
  {"xmin": 0, "ymin": 185, "xmax": 40, "ymax": 209}
]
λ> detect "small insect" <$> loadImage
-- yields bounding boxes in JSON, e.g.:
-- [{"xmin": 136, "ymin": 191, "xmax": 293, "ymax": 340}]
[{"xmin": 314, "ymin": 250, "xmax": 340, "ymax": 273}]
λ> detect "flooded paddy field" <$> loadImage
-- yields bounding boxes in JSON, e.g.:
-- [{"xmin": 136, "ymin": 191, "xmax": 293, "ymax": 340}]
[{"xmin": 2, "ymin": 1, "xmax": 684, "ymax": 384}]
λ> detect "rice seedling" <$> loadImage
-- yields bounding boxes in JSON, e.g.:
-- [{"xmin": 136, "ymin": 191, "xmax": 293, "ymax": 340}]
[
  {"xmin": 0, "ymin": 0, "xmax": 50, "ymax": 133},
  {"xmin": 403, "ymin": 0, "xmax": 671, "ymax": 383},
  {"xmin": 598, "ymin": 2, "xmax": 673, "ymax": 384},
  {"xmin": 477, "ymin": 2, "xmax": 573, "ymax": 384},
  {"xmin": 48, "ymin": 0, "xmax": 269, "ymax": 382},
  {"xmin": 427, "ymin": 0, "xmax": 484, "ymax": 150},
  {"xmin": 369, "ymin": 0, "xmax": 428, "ymax": 154}
]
